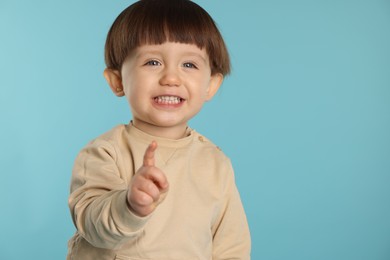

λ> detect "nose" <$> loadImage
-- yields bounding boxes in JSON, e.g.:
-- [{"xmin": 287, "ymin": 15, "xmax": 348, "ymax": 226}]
[{"xmin": 159, "ymin": 66, "xmax": 181, "ymax": 87}]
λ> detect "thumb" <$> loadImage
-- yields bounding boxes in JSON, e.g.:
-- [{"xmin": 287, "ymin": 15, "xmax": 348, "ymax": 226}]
[{"xmin": 143, "ymin": 141, "xmax": 157, "ymax": 167}]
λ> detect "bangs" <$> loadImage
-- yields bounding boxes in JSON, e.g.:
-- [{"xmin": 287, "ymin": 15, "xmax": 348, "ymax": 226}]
[
  {"xmin": 105, "ymin": 0, "xmax": 230, "ymax": 75},
  {"xmin": 133, "ymin": 0, "xmax": 211, "ymax": 49}
]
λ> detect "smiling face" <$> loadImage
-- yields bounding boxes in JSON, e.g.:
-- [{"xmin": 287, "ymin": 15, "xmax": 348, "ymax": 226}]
[{"xmin": 104, "ymin": 42, "xmax": 223, "ymax": 139}]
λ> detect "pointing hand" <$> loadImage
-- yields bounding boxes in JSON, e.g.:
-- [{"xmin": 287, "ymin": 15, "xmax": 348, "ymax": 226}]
[{"xmin": 126, "ymin": 141, "xmax": 169, "ymax": 217}]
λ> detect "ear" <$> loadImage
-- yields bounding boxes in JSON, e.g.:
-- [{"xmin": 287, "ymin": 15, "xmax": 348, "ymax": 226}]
[
  {"xmin": 206, "ymin": 73, "xmax": 223, "ymax": 101},
  {"xmin": 103, "ymin": 68, "xmax": 125, "ymax": 97}
]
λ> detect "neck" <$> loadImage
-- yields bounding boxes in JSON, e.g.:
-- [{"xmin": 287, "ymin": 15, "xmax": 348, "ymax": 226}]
[{"xmin": 131, "ymin": 119, "xmax": 188, "ymax": 140}]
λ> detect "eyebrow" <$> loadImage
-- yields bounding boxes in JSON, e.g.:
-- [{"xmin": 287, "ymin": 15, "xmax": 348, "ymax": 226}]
[
  {"xmin": 182, "ymin": 52, "xmax": 208, "ymax": 63},
  {"xmin": 135, "ymin": 49, "xmax": 208, "ymax": 64}
]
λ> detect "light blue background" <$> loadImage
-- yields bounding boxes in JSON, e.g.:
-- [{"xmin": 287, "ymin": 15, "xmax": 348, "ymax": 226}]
[{"xmin": 1, "ymin": 1, "xmax": 389, "ymax": 259}]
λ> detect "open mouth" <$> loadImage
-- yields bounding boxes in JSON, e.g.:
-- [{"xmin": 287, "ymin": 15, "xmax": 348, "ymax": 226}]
[{"xmin": 154, "ymin": 95, "xmax": 185, "ymax": 105}]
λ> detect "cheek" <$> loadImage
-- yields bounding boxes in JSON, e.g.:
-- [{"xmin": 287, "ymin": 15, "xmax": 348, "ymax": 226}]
[
  {"xmin": 123, "ymin": 76, "xmax": 141, "ymax": 97},
  {"xmin": 122, "ymin": 80, "xmax": 138, "ymax": 108},
  {"xmin": 126, "ymin": 82, "xmax": 151, "ymax": 109},
  {"xmin": 201, "ymin": 79, "xmax": 212, "ymax": 97}
]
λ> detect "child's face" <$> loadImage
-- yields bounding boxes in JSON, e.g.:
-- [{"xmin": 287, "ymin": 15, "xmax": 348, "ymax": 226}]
[{"xmin": 106, "ymin": 42, "xmax": 223, "ymax": 138}]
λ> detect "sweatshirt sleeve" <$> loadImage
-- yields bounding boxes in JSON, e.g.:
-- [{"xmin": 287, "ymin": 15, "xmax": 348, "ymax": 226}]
[
  {"xmin": 68, "ymin": 139, "xmax": 150, "ymax": 250},
  {"xmin": 212, "ymin": 160, "xmax": 252, "ymax": 260}
]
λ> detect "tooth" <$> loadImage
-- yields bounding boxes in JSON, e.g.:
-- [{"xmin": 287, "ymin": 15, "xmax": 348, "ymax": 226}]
[{"xmin": 155, "ymin": 96, "xmax": 182, "ymax": 104}]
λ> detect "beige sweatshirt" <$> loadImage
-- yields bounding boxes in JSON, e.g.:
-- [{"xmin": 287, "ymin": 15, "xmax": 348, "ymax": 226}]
[{"xmin": 67, "ymin": 124, "xmax": 251, "ymax": 260}]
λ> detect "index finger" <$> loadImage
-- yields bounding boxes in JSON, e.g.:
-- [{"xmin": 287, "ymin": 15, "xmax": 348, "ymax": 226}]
[{"xmin": 143, "ymin": 141, "xmax": 157, "ymax": 167}]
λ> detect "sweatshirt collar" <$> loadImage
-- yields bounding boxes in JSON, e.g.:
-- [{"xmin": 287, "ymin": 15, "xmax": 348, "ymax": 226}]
[{"xmin": 126, "ymin": 122, "xmax": 194, "ymax": 149}]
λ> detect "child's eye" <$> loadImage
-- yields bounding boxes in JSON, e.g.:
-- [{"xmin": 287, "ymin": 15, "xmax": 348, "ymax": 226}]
[
  {"xmin": 144, "ymin": 60, "xmax": 161, "ymax": 66},
  {"xmin": 183, "ymin": 62, "xmax": 198, "ymax": 69}
]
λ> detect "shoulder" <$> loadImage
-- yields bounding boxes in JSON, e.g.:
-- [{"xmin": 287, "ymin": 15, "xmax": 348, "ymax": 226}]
[
  {"xmin": 192, "ymin": 130, "xmax": 227, "ymax": 154},
  {"xmin": 84, "ymin": 124, "xmax": 128, "ymax": 148},
  {"xmin": 89, "ymin": 124, "xmax": 127, "ymax": 144},
  {"xmin": 190, "ymin": 130, "xmax": 233, "ymax": 169},
  {"xmin": 189, "ymin": 130, "xmax": 236, "ymax": 194},
  {"xmin": 77, "ymin": 124, "xmax": 128, "ymax": 159}
]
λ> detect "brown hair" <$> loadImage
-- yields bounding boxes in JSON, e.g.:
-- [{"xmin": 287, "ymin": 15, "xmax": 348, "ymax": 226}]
[{"xmin": 104, "ymin": 0, "xmax": 230, "ymax": 76}]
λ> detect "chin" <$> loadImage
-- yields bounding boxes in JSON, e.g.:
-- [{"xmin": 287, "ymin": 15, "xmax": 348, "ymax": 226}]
[
  {"xmin": 150, "ymin": 117, "xmax": 189, "ymax": 127},
  {"xmin": 154, "ymin": 121, "xmax": 185, "ymax": 128}
]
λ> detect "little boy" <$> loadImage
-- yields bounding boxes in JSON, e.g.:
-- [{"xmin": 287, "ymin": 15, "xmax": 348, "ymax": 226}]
[{"xmin": 67, "ymin": 0, "xmax": 251, "ymax": 259}]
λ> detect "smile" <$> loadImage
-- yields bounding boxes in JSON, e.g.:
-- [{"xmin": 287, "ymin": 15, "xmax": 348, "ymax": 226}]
[{"xmin": 154, "ymin": 96, "xmax": 185, "ymax": 105}]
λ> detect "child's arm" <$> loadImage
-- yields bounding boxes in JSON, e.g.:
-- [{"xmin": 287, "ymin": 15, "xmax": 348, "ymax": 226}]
[
  {"xmin": 69, "ymin": 139, "xmax": 167, "ymax": 250},
  {"xmin": 212, "ymin": 162, "xmax": 251, "ymax": 259}
]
